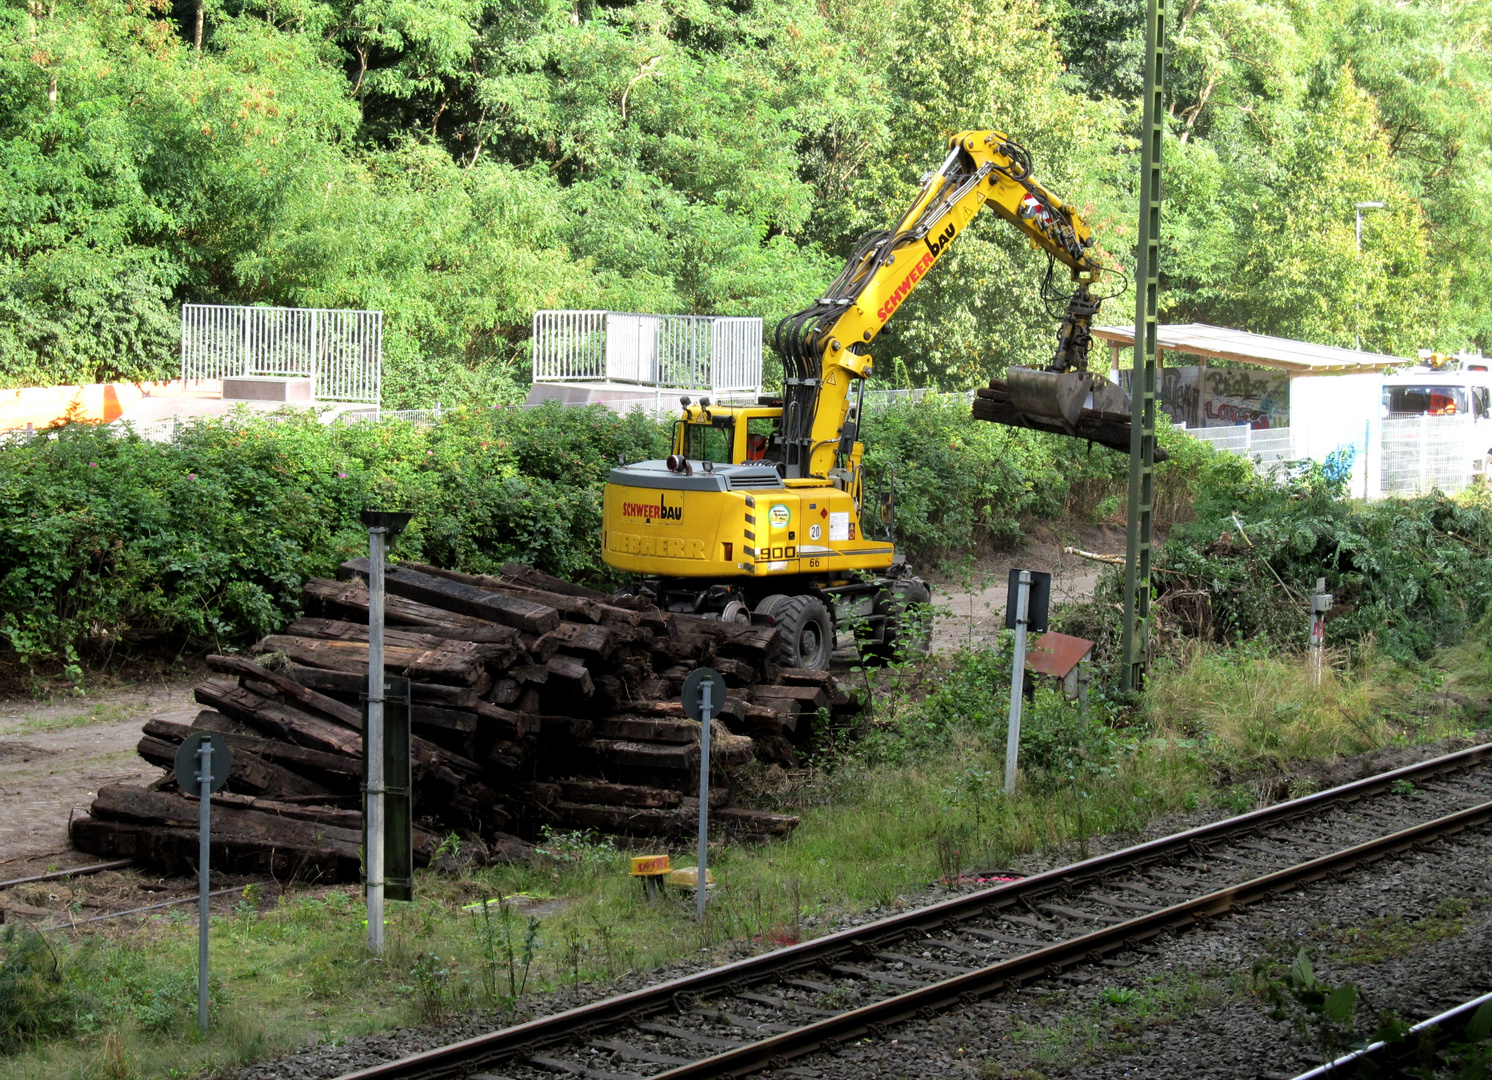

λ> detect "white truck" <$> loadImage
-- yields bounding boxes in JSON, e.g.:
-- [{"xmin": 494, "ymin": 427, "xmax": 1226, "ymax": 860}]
[{"xmin": 1382, "ymin": 351, "xmax": 1492, "ymax": 480}]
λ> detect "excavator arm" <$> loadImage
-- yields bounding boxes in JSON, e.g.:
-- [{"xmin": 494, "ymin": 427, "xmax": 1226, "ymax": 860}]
[{"xmin": 773, "ymin": 129, "xmax": 1116, "ymax": 481}]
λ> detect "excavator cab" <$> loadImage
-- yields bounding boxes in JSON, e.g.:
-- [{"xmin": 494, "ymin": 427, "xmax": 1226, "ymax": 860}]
[{"xmin": 670, "ymin": 403, "xmax": 786, "ymax": 466}]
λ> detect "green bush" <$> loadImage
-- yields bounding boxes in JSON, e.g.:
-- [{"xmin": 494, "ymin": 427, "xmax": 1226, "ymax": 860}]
[
  {"xmin": 861, "ymin": 646, "xmax": 1128, "ymax": 786},
  {"xmin": 859, "ymin": 394, "xmax": 1231, "ymax": 562},
  {"xmin": 0, "ymin": 404, "xmax": 667, "ymax": 671},
  {"xmin": 1158, "ymin": 463, "xmax": 1492, "ymax": 660},
  {"xmin": 0, "ymin": 393, "xmax": 1256, "ymax": 672},
  {"xmin": 0, "ymin": 928, "xmax": 93, "ymax": 1053}
]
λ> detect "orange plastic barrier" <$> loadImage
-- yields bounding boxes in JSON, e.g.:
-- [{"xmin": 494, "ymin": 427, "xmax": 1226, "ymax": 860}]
[{"xmin": 0, "ymin": 381, "xmax": 217, "ymax": 433}]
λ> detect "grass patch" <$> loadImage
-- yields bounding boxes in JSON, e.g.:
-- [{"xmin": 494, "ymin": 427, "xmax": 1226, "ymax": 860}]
[
  {"xmin": 0, "ymin": 703, "xmax": 141, "ymax": 737},
  {"xmin": 2, "ymin": 639, "xmax": 1486, "ymax": 1078},
  {"xmin": 990, "ymin": 970, "xmax": 1234, "ymax": 1072},
  {"xmin": 1324, "ymin": 897, "xmax": 1474, "ymax": 967},
  {"xmin": 0, "ymin": 726, "xmax": 1206, "ymax": 1078},
  {"xmin": 1144, "ymin": 641, "xmax": 1482, "ymax": 769}
]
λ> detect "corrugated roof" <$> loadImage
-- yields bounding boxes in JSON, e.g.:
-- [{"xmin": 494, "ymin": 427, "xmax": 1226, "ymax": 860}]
[{"xmin": 1091, "ymin": 323, "xmax": 1403, "ymax": 373}]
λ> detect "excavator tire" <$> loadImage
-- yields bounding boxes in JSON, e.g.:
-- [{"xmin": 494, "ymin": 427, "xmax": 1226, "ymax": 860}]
[
  {"xmin": 863, "ymin": 579, "xmax": 933, "ymax": 663},
  {"xmin": 754, "ymin": 594, "xmax": 793, "ymax": 622},
  {"xmin": 773, "ymin": 595, "xmax": 834, "ymax": 670}
]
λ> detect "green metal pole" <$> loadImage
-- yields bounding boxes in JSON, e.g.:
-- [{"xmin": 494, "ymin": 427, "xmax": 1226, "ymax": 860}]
[{"xmin": 1121, "ymin": 0, "xmax": 1164, "ymax": 694}]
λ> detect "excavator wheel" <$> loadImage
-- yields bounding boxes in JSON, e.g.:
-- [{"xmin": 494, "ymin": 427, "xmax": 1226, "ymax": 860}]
[
  {"xmin": 719, "ymin": 599, "xmax": 752, "ymax": 625},
  {"xmin": 754, "ymin": 594, "xmax": 793, "ymax": 622},
  {"xmin": 772, "ymin": 595, "xmax": 834, "ymax": 670},
  {"xmin": 862, "ymin": 579, "xmax": 933, "ymax": 663}
]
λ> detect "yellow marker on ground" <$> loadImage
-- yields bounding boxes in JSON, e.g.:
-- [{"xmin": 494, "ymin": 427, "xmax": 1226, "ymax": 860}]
[
  {"xmin": 630, "ymin": 854, "xmax": 672, "ymax": 901},
  {"xmin": 629, "ymin": 855, "xmax": 671, "ymax": 876}
]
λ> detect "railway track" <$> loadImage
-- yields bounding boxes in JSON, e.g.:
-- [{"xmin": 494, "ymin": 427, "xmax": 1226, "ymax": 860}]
[{"xmin": 338, "ymin": 741, "xmax": 1492, "ymax": 1080}]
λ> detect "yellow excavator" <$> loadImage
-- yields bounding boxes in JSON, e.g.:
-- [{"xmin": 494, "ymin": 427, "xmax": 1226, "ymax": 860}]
[{"xmin": 602, "ymin": 130, "xmax": 1128, "ymax": 668}]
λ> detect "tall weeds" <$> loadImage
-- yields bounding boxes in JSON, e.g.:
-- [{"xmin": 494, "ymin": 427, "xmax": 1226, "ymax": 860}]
[{"xmin": 1145, "ymin": 644, "xmax": 1387, "ymax": 764}]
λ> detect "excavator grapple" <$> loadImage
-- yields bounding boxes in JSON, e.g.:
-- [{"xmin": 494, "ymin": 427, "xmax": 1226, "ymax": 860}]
[{"xmin": 974, "ymin": 368, "xmax": 1166, "ymax": 459}]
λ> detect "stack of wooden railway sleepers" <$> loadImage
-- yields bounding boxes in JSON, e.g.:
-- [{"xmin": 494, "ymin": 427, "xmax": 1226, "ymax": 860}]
[{"xmin": 72, "ymin": 560, "xmax": 862, "ymax": 881}]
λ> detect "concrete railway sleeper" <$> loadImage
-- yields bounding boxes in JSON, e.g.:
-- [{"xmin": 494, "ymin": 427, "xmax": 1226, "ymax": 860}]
[{"xmin": 333, "ymin": 741, "xmax": 1492, "ymax": 1080}]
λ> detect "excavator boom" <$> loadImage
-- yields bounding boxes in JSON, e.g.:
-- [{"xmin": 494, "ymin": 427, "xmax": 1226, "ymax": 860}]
[{"xmin": 773, "ymin": 130, "xmax": 1113, "ymax": 481}]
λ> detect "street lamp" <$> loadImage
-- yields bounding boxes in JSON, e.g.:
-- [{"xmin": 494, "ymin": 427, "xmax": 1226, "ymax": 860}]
[
  {"xmin": 1355, "ymin": 201, "xmax": 1385, "ymax": 252},
  {"xmin": 1353, "ymin": 201, "xmax": 1386, "ymax": 351}
]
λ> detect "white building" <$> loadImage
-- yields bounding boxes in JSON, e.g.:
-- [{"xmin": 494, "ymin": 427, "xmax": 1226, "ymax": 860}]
[{"xmin": 1094, "ymin": 323, "xmax": 1483, "ymax": 498}]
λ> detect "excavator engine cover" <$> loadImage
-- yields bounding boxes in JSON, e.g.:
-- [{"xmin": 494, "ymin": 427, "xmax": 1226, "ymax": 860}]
[{"xmin": 1007, "ymin": 367, "xmax": 1091, "ymax": 428}]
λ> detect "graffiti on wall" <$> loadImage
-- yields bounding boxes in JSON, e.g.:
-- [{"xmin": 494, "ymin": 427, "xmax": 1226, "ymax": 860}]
[
  {"xmin": 1160, "ymin": 368, "xmax": 1200, "ymax": 425},
  {"xmin": 1202, "ymin": 368, "xmax": 1289, "ymax": 428},
  {"xmin": 1123, "ymin": 366, "xmax": 1289, "ymax": 428}
]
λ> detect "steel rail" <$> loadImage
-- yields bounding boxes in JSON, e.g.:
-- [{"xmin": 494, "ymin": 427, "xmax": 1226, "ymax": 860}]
[
  {"xmin": 334, "ymin": 741, "xmax": 1492, "ymax": 1080},
  {"xmin": 647, "ymin": 798, "xmax": 1492, "ymax": 1078},
  {"xmin": 1290, "ymin": 990, "xmax": 1492, "ymax": 1079},
  {"xmin": 34, "ymin": 885, "xmax": 257, "ymax": 931},
  {"xmin": 0, "ymin": 859, "xmax": 133, "ymax": 891}
]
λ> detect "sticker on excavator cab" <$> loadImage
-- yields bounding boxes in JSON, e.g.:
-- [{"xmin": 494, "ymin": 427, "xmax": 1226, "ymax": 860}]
[
  {"xmin": 829, "ymin": 511, "xmax": 850, "ymax": 542},
  {"xmin": 621, "ymin": 493, "xmax": 684, "ymax": 526},
  {"xmin": 610, "ymin": 533, "xmax": 708, "ymax": 559},
  {"xmin": 769, "ymin": 504, "xmax": 791, "ymax": 529},
  {"xmin": 809, "ymin": 524, "xmax": 822, "ymax": 541}
]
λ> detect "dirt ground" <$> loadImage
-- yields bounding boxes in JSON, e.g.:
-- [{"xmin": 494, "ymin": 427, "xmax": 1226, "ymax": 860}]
[
  {"xmin": 0, "ymin": 684, "xmax": 188, "ymax": 873},
  {"xmin": 925, "ymin": 523, "xmax": 1125, "ymax": 650}
]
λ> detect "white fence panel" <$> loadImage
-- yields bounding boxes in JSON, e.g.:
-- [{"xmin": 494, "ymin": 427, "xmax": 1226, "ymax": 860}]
[
  {"xmin": 1380, "ymin": 414, "xmax": 1474, "ymax": 496},
  {"xmin": 1186, "ymin": 413, "xmax": 1480, "ymax": 498},
  {"xmin": 709, "ymin": 317, "xmax": 763, "ymax": 393},
  {"xmin": 1246, "ymin": 427, "xmax": 1294, "ymax": 471},
  {"xmin": 532, "ymin": 310, "xmax": 761, "ymax": 394},
  {"xmin": 180, "ymin": 304, "xmax": 382, "ymax": 403},
  {"xmin": 532, "ymin": 310, "xmax": 607, "ymax": 382},
  {"xmin": 1186, "ymin": 424, "xmax": 1297, "ymax": 472},
  {"xmin": 605, "ymin": 314, "xmax": 659, "ymax": 384},
  {"xmin": 1186, "ymin": 424, "xmax": 1251, "ymax": 456}
]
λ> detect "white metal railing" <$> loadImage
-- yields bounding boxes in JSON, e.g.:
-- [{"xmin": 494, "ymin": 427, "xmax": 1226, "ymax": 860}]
[
  {"xmin": 531, "ymin": 310, "xmax": 761, "ymax": 394},
  {"xmin": 1380, "ymin": 414, "xmax": 1474, "ymax": 496},
  {"xmin": 861, "ymin": 388, "xmax": 976, "ymax": 409},
  {"xmin": 1187, "ymin": 415, "xmax": 1483, "ymax": 498},
  {"xmin": 1183, "ymin": 423, "xmax": 1295, "ymax": 471},
  {"xmin": 181, "ymin": 304, "xmax": 383, "ymax": 404},
  {"xmin": 532, "ymin": 310, "xmax": 607, "ymax": 383}
]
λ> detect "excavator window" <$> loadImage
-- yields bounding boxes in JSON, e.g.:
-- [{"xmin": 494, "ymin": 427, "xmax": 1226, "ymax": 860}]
[
  {"xmin": 678, "ymin": 421, "xmax": 733, "ymax": 464},
  {"xmin": 746, "ymin": 418, "xmax": 776, "ymax": 462}
]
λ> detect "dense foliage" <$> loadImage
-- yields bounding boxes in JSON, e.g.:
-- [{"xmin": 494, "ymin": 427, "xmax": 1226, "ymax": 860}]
[
  {"xmin": 1, "ymin": 0, "xmax": 1487, "ymax": 403},
  {"xmin": 0, "ymin": 405, "xmax": 665, "ymax": 673},
  {"xmin": 0, "ymin": 396, "xmax": 1210, "ymax": 670},
  {"xmin": 858, "ymin": 393, "xmax": 1220, "ymax": 551},
  {"xmin": 1058, "ymin": 457, "xmax": 1492, "ymax": 664},
  {"xmin": 1157, "ymin": 462, "xmax": 1492, "ymax": 660}
]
